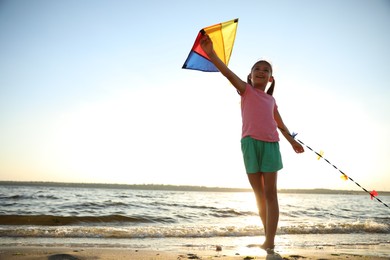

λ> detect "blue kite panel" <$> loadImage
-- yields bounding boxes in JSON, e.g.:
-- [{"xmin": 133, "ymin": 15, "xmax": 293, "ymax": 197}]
[{"xmin": 182, "ymin": 51, "xmax": 218, "ymax": 72}]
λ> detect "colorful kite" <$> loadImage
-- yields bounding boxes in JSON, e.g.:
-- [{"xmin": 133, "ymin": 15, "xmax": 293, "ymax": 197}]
[{"xmin": 182, "ymin": 18, "xmax": 238, "ymax": 72}]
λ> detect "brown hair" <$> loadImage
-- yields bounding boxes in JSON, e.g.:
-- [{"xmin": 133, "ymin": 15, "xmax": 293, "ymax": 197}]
[{"xmin": 247, "ymin": 60, "xmax": 275, "ymax": 96}]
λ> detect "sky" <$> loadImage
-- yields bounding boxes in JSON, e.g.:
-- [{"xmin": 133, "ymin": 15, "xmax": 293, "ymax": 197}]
[{"xmin": 0, "ymin": 0, "xmax": 389, "ymax": 191}]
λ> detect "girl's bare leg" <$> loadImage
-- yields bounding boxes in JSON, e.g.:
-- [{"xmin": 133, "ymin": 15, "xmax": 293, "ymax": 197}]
[
  {"xmin": 247, "ymin": 172, "xmax": 279, "ymax": 250},
  {"xmin": 247, "ymin": 173, "xmax": 267, "ymax": 238},
  {"xmin": 262, "ymin": 172, "xmax": 279, "ymax": 249}
]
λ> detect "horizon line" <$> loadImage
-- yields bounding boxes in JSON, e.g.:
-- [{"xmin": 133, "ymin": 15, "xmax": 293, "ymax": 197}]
[{"xmin": 1, "ymin": 180, "xmax": 389, "ymax": 195}]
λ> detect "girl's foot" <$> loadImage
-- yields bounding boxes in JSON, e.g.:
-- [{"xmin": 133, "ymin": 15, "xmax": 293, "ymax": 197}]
[
  {"xmin": 260, "ymin": 242, "xmax": 275, "ymax": 251},
  {"xmin": 260, "ymin": 242, "xmax": 282, "ymax": 260},
  {"xmin": 265, "ymin": 248, "xmax": 283, "ymax": 260}
]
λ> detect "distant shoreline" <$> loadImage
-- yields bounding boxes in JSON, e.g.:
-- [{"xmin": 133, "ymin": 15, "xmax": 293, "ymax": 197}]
[{"xmin": 1, "ymin": 181, "xmax": 389, "ymax": 195}]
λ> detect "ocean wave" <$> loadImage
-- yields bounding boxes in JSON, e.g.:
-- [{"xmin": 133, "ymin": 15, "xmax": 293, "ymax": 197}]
[
  {"xmin": 147, "ymin": 202, "xmax": 257, "ymax": 218},
  {"xmin": 0, "ymin": 220, "xmax": 388, "ymax": 239},
  {"xmin": 149, "ymin": 201, "xmax": 220, "ymax": 211},
  {"xmin": 0, "ymin": 193, "xmax": 61, "ymax": 201},
  {"xmin": 280, "ymin": 220, "xmax": 390, "ymax": 234},
  {"xmin": 210, "ymin": 209, "xmax": 257, "ymax": 218},
  {"xmin": 0, "ymin": 214, "xmax": 176, "ymax": 226},
  {"xmin": 0, "ymin": 194, "xmax": 32, "ymax": 200}
]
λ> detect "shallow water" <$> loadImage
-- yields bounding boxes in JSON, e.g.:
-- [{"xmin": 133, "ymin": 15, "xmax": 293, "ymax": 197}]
[{"xmin": 0, "ymin": 184, "xmax": 389, "ymax": 256}]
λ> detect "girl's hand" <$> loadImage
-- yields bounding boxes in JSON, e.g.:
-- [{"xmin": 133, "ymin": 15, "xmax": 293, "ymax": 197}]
[
  {"xmin": 292, "ymin": 141, "xmax": 304, "ymax": 153},
  {"xmin": 200, "ymin": 34, "xmax": 214, "ymax": 56}
]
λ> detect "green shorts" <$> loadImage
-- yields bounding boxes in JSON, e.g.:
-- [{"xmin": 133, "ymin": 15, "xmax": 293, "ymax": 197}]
[{"xmin": 241, "ymin": 136, "xmax": 283, "ymax": 174}]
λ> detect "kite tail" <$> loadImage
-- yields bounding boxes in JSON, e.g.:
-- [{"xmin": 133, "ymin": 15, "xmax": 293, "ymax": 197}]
[{"xmin": 287, "ymin": 130, "xmax": 389, "ymax": 210}]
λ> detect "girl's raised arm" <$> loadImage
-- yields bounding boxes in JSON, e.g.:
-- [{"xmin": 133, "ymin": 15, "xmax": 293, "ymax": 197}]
[{"xmin": 200, "ymin": 35, "xmax": 246, "ymax": 94}]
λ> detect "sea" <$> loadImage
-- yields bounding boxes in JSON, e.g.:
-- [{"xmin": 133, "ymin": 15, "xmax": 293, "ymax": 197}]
[{"xmin": 0, "ymin": 183, "xmax": 389, "ymax": 258}]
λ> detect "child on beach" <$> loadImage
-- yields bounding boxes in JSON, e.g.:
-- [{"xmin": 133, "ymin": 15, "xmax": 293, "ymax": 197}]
[{"xmin": 200, "ymin": 34, "xmax": 304, "ymax": 258}]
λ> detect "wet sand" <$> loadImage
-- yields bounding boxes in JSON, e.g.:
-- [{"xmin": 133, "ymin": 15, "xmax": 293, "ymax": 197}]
[{"xmin": 0, "ymin": 246, "xmax": 388, "ymax": 260}]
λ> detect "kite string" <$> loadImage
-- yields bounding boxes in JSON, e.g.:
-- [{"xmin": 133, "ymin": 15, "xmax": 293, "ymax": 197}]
[{"xmin": 286, "ymin": 130, "xmax": 389, "ymax": 209}]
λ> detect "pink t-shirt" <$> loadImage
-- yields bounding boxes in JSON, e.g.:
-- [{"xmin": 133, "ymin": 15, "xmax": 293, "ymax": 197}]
[{"xmin": 241, "ymin": 84, "xmax": 279, "ymax": 142}]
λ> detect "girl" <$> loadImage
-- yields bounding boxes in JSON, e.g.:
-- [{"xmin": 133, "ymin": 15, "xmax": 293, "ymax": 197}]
[{"xmin": 200, "ymin": 34, "xmax": 304, "ymax": 257}]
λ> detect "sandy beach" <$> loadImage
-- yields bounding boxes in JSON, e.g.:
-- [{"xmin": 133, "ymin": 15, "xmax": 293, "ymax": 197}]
[{"xmin": 0, "ymin": 245, "xmax": 388, "ymax": 260}]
